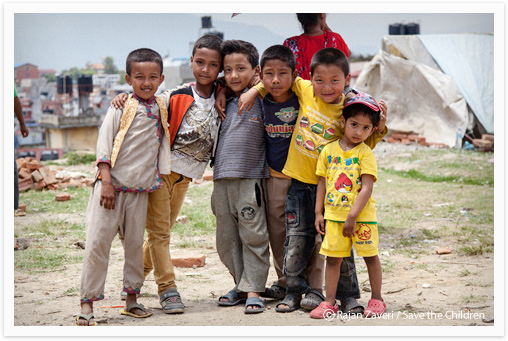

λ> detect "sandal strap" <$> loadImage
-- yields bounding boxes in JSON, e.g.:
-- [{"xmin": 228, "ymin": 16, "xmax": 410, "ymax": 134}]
[
  {"xmin": 306, "ymin": 288, "xmax": 325, "ymax": 301},
  {"xmin": 76, "ymin": 313, "xmax": 94, "ymax": 321},
  {"xmin": 160, "ymin": 290, "xmax": 181, "ymax": 303},
  {"xmin": 219, "ymin": 290, "xmax": 238, "ymax": 302},
  {"xmin": 126, "ymin": 303, "xmax": 146, "ymax": 313}
]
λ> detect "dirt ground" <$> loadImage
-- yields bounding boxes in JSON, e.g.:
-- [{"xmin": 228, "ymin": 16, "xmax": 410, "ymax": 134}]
[{"xmin": 11, "ymin": 143, "xmax": 496, "ymax": 336}]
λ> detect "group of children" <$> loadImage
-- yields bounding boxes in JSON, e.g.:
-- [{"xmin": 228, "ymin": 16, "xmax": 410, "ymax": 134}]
[{"xmin": 76, "ymin": 32, "xmax": 389, "ymax": 325}]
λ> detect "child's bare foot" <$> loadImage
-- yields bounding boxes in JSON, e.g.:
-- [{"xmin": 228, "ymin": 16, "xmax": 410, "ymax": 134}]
[
  {"xmin": 245, "ymin": 292, "xmax": 260, "ymax": 311},
  {"xmin": 244, "ymin": 292, "xmax": 265, "ymax": 314},
  {"xmin": 121, "ymin": 293, "xmax": 152, "ymax": 318},
  {"xmin": 75, "ymin": 301, "xmax": 95, "ymax": 326},
  {"xmin": 217, "ymin": 290, "xmax": 247, "ymax": 306}
]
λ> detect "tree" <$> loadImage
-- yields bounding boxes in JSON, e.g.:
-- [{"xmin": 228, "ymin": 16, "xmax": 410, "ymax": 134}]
[
  {"xmin": 103, "ymin": 56, "xmax": 118, "ymax": 74},
  {"xmin": 117, "ymin": 71, "xmax": 127, "ymax": 85},
  {"xmin": 44, "ymin": 73, "xmax": 57, "ymax": 83},
  {"xmin": 61, "ymin": 67, "xmax": 82, "ymax": 80}
]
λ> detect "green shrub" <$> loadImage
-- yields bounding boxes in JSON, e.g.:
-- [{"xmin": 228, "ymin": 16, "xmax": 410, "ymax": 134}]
[{"xmin": 63, "ymin": 152, "xmax": 96, "ymax": 165}]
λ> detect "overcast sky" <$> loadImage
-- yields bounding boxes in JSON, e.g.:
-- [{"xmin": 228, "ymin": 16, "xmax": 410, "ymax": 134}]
[{"xmin": 10, "ymin": 3, "xmax": 497, "ymax": 73}]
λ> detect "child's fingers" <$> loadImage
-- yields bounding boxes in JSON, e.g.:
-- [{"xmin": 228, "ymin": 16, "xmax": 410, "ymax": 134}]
[
  {"xmin": 218, "ymin": 109, "xmax": 226, "ymax": 121},
  {"xmin": 238, "ymin": 101, "xmax": 247, "ymax": 115}
]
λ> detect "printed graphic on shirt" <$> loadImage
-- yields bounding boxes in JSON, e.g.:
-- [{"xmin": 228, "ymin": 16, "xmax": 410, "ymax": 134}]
[
  {"xmin": 293, "ymin": 105, "xmax": 341, "ymax": 160},
  {"xmin": 335, "ymin": 172, "xmax": 352, "ymax": 193},
  {"xmin": 266, "ymin": 106, "xmax": 297, "ymax": 139},
  {"xmin": 323, "ymin": 153, "xmax": 363, "ymax": 211},
  {"xmin": 327, "ymin": 192, "xmax": 334, "ymax": 203},
  {"xmin": 172, "ymin": 104, "xmax": 219, "ymax": 163},
  {"xmin": 276, "ymin": 107, "xmax": 298, "ymax": 123}
]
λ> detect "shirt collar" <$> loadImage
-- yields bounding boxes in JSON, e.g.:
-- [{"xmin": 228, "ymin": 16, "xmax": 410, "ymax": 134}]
[{"xmin": 133, "ymin": 93, "xmax": 155, "ymax": 105}]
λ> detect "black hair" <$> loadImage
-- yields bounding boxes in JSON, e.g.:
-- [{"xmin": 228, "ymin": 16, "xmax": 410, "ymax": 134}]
[
  {"xmin": 220, "ymin": 40, "xmax": 259, "ymax": 68},
  {"xmin": 126, "ymin": 48, "xmax": 163, "ymax": 76},
  {"xmin": 297, "ymin": 13, "xmax": 319, "ymax": 30},
  {"xmin": 260, "ymin": 45, "xmax": 296, "ymax": 72},
  {"xmin": 192, "ymin": 34, "xmax": 223, "ymax": 56},
  {"xmin": 343, "ymin": 104, "xmax": 380, "ymax": 128},
  {"xmin": 310, "ymin": 48, "xmax": 349, "ymax": 77}
]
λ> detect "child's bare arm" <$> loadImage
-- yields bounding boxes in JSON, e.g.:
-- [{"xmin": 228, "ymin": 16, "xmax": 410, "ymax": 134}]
[
  {"xmin": 110, "ymin": 93, "xmax": 129, "ymax": 109},
  {"xmin": 343, "ymin": 174, "xmax": 374, "ymax": 238},
  {"xmin": 315, "ymin": 176, "xmax": 326, "ymax": 235},
  {"xmin": 98, "ymin": 163, "xmax": 116, "ymax": 210},
  {"xmin": 214, "ymin": 87, "xmax": 233, "ymax": 120},
  {"xmin": 238, "ymin": 88, "xmax": 261, "ymax": 115},
  {"xmin": 377, "ymin": 100, "xmax": 387, "ymax": 133}
]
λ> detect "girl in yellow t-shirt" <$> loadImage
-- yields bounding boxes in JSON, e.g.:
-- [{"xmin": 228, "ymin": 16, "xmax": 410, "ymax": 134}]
[{"xmin": 311, "ymin": 92, "xmax": 386, "ymax": 319}]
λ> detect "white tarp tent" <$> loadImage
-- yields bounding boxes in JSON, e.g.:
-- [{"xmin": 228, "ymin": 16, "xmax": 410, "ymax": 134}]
[{"xmin": 355, "ymin": 34, "xmax": 494, "ymax": 147}]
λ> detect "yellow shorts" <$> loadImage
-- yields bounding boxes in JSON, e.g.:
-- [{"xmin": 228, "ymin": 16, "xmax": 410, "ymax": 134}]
[{"xmin": 320, "ymin": 220, "xmax": 378, "ymax": 258}]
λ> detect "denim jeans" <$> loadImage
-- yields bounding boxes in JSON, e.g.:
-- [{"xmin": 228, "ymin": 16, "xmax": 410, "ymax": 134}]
[
  {"xmin": 284, "ymin": 178, "xmax": 361, "ymax": 300},
  {"xmin": 283, "ymin": 179, "xmax": 318, "ymax": 295},
  {"xmin": 336, "ymin": 249, "xmax": 361, "ymax": 300}
]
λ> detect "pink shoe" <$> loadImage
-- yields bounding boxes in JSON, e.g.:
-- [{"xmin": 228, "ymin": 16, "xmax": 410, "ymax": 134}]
[
  {"xmin": 363, "ymin": 299, "xmax": 386, "ymax": 317},
  {"xmin": 309, "ymin": 301, "xmax": 339, "ymax": 319}
]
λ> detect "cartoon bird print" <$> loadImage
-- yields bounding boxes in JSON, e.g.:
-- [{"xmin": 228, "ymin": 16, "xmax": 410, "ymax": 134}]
[{"xmin": 335, "ymin": 173, "xmax": 353, "ymax": 193}]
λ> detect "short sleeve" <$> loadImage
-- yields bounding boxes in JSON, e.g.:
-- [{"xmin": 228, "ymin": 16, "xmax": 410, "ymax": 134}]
[
  {"xmin": 253, "ymin": 82, "xmax": 268, "ymax": 98},
  {"xmin": 291, "ymin": 77, "xmax": 311, "ymax": 98},
  {"xmin": 14, "ymin": 86, "xmax": 18, "ymax": 97},
  {"xmin": 360, "ymin": 146, "xmax": 377, "ymax": 182},
  {"xmin": 315, "ymin": 144, "xmax": 330, "ymax": 178}
]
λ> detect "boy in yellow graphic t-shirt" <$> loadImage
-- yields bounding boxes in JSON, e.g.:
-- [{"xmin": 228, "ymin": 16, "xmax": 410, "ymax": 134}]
[
  {"xmin": 240, "ymin": 48, "xmax": 387, "ymax": 313},
  {"xmin": 311, "ymin": 92, "xmax": 386, "ymax": 319}
]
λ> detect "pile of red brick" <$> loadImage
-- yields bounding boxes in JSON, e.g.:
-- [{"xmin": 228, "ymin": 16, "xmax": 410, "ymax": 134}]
[
  {"xmin": 386, "ymin": 133, "xmax": 434, "ymax": 147},
  {"xmin": 472, "ymin": 134, "xmax": 494, "ymax": 152},
  {"xmin": 16, "ymin": 157, "xmax": 95, "ymax": 192}
]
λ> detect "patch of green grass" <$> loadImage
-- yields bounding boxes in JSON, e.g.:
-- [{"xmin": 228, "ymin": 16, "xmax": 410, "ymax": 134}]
[
  {"xmin": 64, "ymin": 287, "xmax": 79, "ymax": 296},
  {"xmin": 63, "ymin": 152, "xmax": 96, "ymax": 165},
  {"xmin": 453, "ymin": 224, "xmax": 494, "ymax": 256},
  {"xmin": 20, "ymin": 187, "xmax": 91, "ymax": 214},
  {"xmin": 459, "ymin": 269, "xmax": 478, "ymax": 277},
  {"xmin": 172, "ymin": 182, "xmax": 216, "ymax": 238},
  {"xmin": 381, "ymin": 259, "xmax": 397, "ymax": 273},
  {"xmin": 174, "ymin": 239, "xmax": 202, "ymax": 248},
  {"xmin": 14, "ymin": 248, "xmax": 82, "ymax": 272},
  {"xmin": 461, "ymin": 294, "xmax": 482, "ymax": 304},
  {"xmin": 422, "ymin": 228, "xmax": 440, "ymax": 239},
  {"xmin": 459, "ymin": 244, "xmax": 493, "ymax": 256},
  {"xmin": 21, "ymin": 219, "xmax": 85, "ymax": 239},
  {"xmin": 380, "ymin": 168, "xmax": 492, "ymax": 187}
]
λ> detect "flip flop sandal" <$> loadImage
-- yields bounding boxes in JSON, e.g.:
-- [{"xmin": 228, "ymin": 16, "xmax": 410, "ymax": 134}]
[
  {"xmin": 275, "ymin": 293, "xmax": 301, "ymax": 313},
  {"xmin": 260, "ymin": 284, "xmax": 285, "ymax": 300},
  {"xmin": 300, "ymin": 289, "xmax": 325, "ymax": 311},
  {"xmin": 244, "ymin": 297, "xmax": 265, "ymax": 314},
  {"xmin": 160, "ymin": 289, "xmax": 184, "ymax": 314},
  {"xmin": 363, "ymin": 299, "xmax": 386, "ymax": 317},
  {"xmin": 120, "ymin": 303, "xmax": 153, "ymax": 318},
  {"xmin": 217, "ymin": 290, "xmax": 246, "ymax": 306},
  {"xmin": 309, "ymin": 301, "xmax": 340, "ymax": 319},
  {"xmin": 75, "ymin": 313, "xmax": 97, "ymax": 326},
  {"xmin": 340, "ymin": 296, "xmax": 365, "ymax": 315}
]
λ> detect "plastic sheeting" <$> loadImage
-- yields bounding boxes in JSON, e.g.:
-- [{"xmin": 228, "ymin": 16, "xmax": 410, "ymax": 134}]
[
  {"xmin": 419, "ymin": 34, "xmax": 494, "ymax": 134},
  {"xmin": 355, "ymin": 34, "xmax": 493, "ymax": 147}
]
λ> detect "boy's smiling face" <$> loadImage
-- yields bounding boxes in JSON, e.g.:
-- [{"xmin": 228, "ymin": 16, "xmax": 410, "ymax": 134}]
[
  {"xmin": 261, "ymin": 59, "xmax": 296, "ymax": 104},
  {"xmin": 190, "ymin": 47, "xmax": 222, "ymax": 88},
  {"xmin": 223, "ymin": 53, "xmax": 259, "ymax": 97},
  {"xmin": 311, "ymin": 64, "xmax": 350, "ymax": 104},
  {"xmin": 125, "ymin": 62, "xmax": 164, "ymax": 100}
]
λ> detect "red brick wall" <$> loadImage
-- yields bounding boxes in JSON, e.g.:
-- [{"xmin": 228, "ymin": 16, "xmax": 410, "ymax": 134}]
[{"xmin": 15, "ymin": 64, "xmax": 39, "ymax": 82}]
